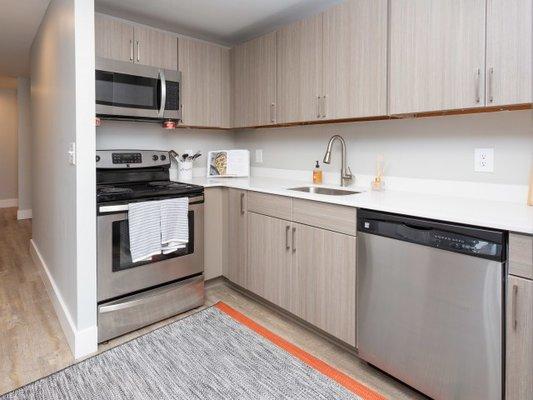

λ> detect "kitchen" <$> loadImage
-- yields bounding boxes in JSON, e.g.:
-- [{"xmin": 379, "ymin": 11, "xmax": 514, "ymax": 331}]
[{"xmin": 1, "ymin": 0, "xmax": 532, "ymax": 399}]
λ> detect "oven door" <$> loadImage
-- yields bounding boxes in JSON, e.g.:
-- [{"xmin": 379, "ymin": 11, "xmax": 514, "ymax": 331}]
[
  {"xmin": 95, "ymin": 57, "xmax": 181, "ymax": 121},
  {"xmin": 97, "ymin": 196, "xmax": 203, "ymax": 302}
]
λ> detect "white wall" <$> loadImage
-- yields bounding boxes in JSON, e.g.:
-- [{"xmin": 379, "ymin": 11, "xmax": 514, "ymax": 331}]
[
  {"xmin": 31, "ymin": 0, "xmax": 96, "ymax": 358},
  {"xmin": 0, "ymin": 88, "xmax": 18, "ymax": 205},
  {"xmin": 236, "ymin": 110, "xmax": 533, "ymax": 186},
  {"xmin": 17, "ymin": 77, "xmax": 32, "ymax": 217}
]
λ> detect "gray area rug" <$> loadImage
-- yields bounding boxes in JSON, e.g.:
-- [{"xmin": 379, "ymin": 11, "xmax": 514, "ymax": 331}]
[{"xmin": 2, "ymin": 305, "xmax": 363, "ymax": 399}]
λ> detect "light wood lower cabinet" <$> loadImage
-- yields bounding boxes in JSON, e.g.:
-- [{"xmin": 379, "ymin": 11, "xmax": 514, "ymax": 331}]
[
  {"xmin": 506, "ymin": 275, "xmax": 533, "ymax": 400},
  {"xmin": 227, "ymin": 189, "xmax": 247, "ymax": 287},
  {"xmin": 247, "ymin": 212, "xmax": 293, "ymax": 311},
  {"xmin": 292, "ymin": 223, "xmax": 356, "ymax": 346},
  {"xmin": 238, "ymin": 193, "xmax": 357, "ymax": 346}
]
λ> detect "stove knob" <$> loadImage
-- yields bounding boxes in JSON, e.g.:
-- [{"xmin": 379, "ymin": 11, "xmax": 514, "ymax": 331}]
[
  {"xmin": 96, "ymin": 155, "xmax": 100, "ymax": 162},
  {"xmin": 160, "ymin": 155, "xmax": 167, "ymax": 161},
  {"xmin": 152, "ymin": 155, "xmax": 159, "ymax": 161}
]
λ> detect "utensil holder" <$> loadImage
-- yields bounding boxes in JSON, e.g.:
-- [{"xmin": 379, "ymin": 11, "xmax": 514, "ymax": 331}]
[{"xmin": 178, "ymin": 160, "xmax": 193, "ymax": 181}]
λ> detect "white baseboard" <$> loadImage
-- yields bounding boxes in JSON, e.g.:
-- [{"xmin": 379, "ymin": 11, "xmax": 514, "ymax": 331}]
[
  {"xmin": 30, "ymin": 239, "xmax": 98, "ymax": 359},
  {"xmin": 0, "ymin": 198, "xmax": 18, "ymax": 208},
  {"xmin": 17, "ymin": 208, "xmax": 32, "ymax": 220}
]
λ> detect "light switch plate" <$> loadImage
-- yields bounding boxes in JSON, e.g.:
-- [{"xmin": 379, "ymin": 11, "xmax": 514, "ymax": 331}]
[
  {"xmin": 474, "ymin": 148, "xmax": 494, "ymax": 172},
  {"xmin": 68, "ymin": 142, "xmax": 76, "ymax": 165},
  {"xmin": 255, "ymin": 149, "xmax": 263, "ymax": 163}
]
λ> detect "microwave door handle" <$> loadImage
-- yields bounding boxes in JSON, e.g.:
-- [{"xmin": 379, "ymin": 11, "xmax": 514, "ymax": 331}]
[{"xmin": 158, "ymin": 70, "xmax": 167, "ymax": 118}]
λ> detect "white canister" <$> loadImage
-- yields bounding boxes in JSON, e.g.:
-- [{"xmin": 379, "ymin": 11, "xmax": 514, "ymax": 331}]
[{"xmin": 178, "ymin": 160, "xmax": 193, "ymax": 181}]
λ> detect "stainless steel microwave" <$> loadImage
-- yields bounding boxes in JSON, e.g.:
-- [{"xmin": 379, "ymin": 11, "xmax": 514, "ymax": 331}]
[{"xmin": 95, "ymin": 57, "xmax": 181, "ymax": 121}]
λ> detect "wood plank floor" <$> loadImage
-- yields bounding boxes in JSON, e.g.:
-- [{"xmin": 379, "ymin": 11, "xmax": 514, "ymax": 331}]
[{"xmin": 0, "ymin": 207, "xmax": 424, "ymax": 399}]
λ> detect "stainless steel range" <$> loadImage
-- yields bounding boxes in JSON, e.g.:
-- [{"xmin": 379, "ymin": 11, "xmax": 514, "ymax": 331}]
[{"xmin": 96, "ymin": 150, "xmax": 204, "ymax": 342}]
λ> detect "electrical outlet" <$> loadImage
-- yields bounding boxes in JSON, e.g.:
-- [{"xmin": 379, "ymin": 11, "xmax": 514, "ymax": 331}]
[
  {"xmin": 68, "ymin": 142, "xmax": 76, "ymax": 165},
  {"xmin": 255, "ymin": 149, "xmax": 263, "ymax": 163},
  {"xmin": 474, "ymin": 148, "xmax": 494, "ymax": 172}
]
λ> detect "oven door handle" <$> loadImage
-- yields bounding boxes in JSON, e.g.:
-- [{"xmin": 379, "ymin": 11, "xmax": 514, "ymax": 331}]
[
  {"xmin": 99, "ymin": 195, "xmax": 204, "ymax": 214},
  {"xmin": 158, "ymin": 70, "xmax": 167, "ymax": 118},
  {"xmin": 99, "ymin": 204, "xmax": 129, "ymax": 213},
  {"xmin": 99, "ymin": 284, "xmax": 180, "ymax": 314}
]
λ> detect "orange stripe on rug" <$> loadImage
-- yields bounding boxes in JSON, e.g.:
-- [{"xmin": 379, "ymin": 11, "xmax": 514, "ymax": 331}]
[{"xmin": 215, "ymin": 302, "xmax": 386, "ymax": 400}]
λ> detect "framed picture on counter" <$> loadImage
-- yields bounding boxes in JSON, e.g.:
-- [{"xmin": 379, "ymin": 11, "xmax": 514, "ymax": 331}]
[{"xmin": 207, "ymin": 150, "xmax": 250, "ymax": 178}]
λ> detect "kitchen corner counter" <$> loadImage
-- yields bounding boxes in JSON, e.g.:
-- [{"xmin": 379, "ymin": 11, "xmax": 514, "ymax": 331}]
[{"xmin": 188, "ymin": 176, "xmax": 533, "ymax": 234}]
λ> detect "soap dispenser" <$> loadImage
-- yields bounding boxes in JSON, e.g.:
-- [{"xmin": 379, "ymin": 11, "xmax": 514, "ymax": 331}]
[{"xmin": 313, "ymin": 161, "xmax": 323, "ymax": 184}]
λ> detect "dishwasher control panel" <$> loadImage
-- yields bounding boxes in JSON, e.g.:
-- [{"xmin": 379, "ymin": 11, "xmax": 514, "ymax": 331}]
[{"xmin": 358, "ymin": 209, "xmax": 505, "ymax": 262}]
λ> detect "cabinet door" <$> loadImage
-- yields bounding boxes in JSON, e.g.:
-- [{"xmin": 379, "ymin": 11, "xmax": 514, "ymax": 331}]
[
  {"xmin": 322, "ymin": 0, "xmax": 387, "ymax": 119},
  {"xmin": 389, "ymin": 0, "xmax": 486, "ymax": 114},
  {"xmin": 247, "ymin": 212, "xmax": 292, "ymax": 310},
  {"xmin": 486, "ymin": 0, "xmax": 532, "ymax": 106},
  {"xmin": 133, "ymin": 26, "xmax": 177, "ymax": 70},
  {"xmin": 506, "ymin": 275, "xmax": 533, "ymax": 399},
  {"xmin": 293, "ymin": 223, "xmax": 356, "ymax": 346},
  {"xmin": 276, "ymin": 14, "xmax": 323, "ymax": 124},
  {"xmin": 227, "ymin": 189, "xmax": 247, "ymax": 288},
  {"xmin": 178, "ymin": 37, "xmax": 230, "ymax": 128},
  {"xmin": 231, "ymin": 32, "xmax": 276, "ymax": 128},
  {"xmin": 95, "ymin": 13, "xmax": 134, "ymax": 62}
]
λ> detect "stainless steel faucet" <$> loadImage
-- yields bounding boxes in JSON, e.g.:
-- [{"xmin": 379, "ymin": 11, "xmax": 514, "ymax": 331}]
[{"xmin": 323, "ymin": 135, "xmax": 353, "ymax": 187}]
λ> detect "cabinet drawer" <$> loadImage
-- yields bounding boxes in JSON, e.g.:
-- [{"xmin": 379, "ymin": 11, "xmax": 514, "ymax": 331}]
[
  {"xmin": 247, "ymin": 191, "xmax": 292, "ymax": 220},
  {"xmin": 509, "ymin": 233, "xmax": 533, "ymax": 280},
  {"xmin": 292, "ymin": 199, "xmax": 357, "ymax": 236}
]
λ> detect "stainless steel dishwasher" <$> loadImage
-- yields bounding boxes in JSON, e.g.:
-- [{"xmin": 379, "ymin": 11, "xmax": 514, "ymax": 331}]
[{"xmin": 357, "ymin": 209, "xmax": 506, "ymax": 400}]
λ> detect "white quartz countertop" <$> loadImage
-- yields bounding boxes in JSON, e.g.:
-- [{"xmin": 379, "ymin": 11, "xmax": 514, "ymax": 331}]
[{"xmin": 187, "ymin": 176, "xmax": 533, "ymax": 234}]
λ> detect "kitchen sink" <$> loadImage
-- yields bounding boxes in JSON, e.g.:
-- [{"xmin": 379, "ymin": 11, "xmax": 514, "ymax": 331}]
[{"xmin": 288, "ymin": 186, "xmax": 361, "ymax": 196}]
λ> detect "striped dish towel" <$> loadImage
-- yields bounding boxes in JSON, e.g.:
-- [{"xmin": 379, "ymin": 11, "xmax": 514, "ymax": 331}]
[
  {"xmin": 160, "ymin": 197, "xmax": 189, "ymax": 254},
  {"xmin": 128, "ymin": 201, "xmax": 162, "ymax": 263}
]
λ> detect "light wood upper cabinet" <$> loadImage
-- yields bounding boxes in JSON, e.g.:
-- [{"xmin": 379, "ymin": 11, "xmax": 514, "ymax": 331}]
[
  {"xmin": 95, "ymin": 14, "xmax": 177, "ymax": 70},
  {"xmin": 506, "ymin": 275, "xmax": 533, "ymax": 400},
  {"xmin": 178, "ymin": 37, "xmax": 230, "ymax": 128},
  {"xmin": 95, "ymin": 14, "xmax": 134, "ymax": 63},
  {"xmin": 322, "ymin": 0, "xmax": 388, "ymax": 119},
  {"xmin": 292, "ymin": 223, "xmax": 357, "ymax": 346},
  {"xmin": 389, "ymin": 0, "xmax": 486, "ymax": 114},
  {"xmin": 486, "ymin": 0, "xmax": 532, "ymax": 106},
  {"xmin": 231, "ymin": 32, "xmax": 277, "ymax": 128},
  {"xmin": 276, "ymin": 14, "xmax": 323, "ymax": 124},
  {"xmin": 247, "ymin": 212, "xmax": 293, "ymax": 310},
  {"xmin": 133, "ymin": 25, "xmax": 177, "ymax": 70},
  {"xmin": 227, "ymin": 189, "xmax": 247, "ymax": 288}
]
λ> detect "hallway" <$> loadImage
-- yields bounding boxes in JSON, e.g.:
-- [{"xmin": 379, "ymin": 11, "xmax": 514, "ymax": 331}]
[{"xmin": 0, "ymin": 208, "xmax": 72, "ymax": 394}]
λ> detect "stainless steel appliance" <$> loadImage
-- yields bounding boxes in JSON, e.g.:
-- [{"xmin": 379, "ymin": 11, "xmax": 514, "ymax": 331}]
[
  {"xmin": 96, "ymin": 150, "xmax": 203, "ymax": 342},
  {"xmin": 96, "ymin": 57, "xmax": 181, "ymax": 121},
  {"xmin": 357, "ymin": 209, "xmax": 506, "ymax": 400}
]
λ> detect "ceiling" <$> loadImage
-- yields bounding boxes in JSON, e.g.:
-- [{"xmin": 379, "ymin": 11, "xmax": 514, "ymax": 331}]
[
  {"xmin": 95, "ymin": 0, "xmax": 342, "ymax": 45},
  {"xmin": 0, "ymin": 0, "xmax": 50, "ymax": 77}
]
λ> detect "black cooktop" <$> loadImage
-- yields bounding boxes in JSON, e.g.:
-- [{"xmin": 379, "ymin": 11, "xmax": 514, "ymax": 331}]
[{"xmin": 97, "ymin": 180, "xmax": 204, "ymax": 203}]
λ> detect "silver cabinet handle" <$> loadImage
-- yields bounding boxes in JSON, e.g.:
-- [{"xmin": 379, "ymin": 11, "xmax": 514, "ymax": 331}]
[
  {"xmin": 488, "ymin": 67, "xmax": 494, "ymax": 103},
  {"xmin": 285, "ymin": 225, "xmax": 290, "ymax": 249},
  {"xmin": 136, "ymin": 40, "xmax": 140, "ymax": 62},
  {"xmin": 130, "ymin": 40, "xmax": 134, "ymax": 61},
  {"xmin": 292, "ymin": 227, "xmax": 296, "ymax": 252},
  {"xmin": 158, "ymin": 70, "xmax": 166, "ymax": 117},
  {"xmin": 240, "ymin": 192, "xmax": 245, "ymax": 215},
  {"xmin": 316, "ymin": 96, "xmax": 321, "ymax": 118},
  {"xmin": 322, "ymin": 95, "xmax": 327, "ymax": 118},
  {"xmin": 270, "ymin": 103, "xmax": 276, "ymax": 123},
  {"xmin": 475, "ymin": 68, "xmax": 480, "ymax": 104},
  {"xmin": 512, "ymin": 284, "xmax": 518, "ymax": 330}
]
